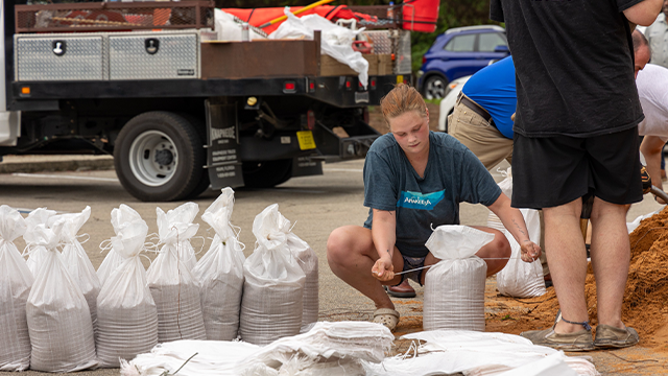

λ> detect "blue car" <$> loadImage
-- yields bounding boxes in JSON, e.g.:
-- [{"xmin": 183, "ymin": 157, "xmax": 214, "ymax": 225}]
[{"xmin": 417, "ymin": 25, "xmax": 509, "ymax": 99}]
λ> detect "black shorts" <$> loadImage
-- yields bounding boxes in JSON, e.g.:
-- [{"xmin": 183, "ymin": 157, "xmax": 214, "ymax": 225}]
[{"xmin": 511, "ymin": 127, "xmax": 643, "ymax": 209}]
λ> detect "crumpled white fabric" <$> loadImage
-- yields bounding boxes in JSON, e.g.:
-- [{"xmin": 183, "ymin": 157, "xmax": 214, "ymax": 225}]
[
  {"xmin": 423, "ymin": 225, "xmax": 492, "ymax": 331},
  {"xmin": 193, "ymin": 188, "xmax": 246, "ymax": 341},
  {"xmin": 0, "ymin": 205, "xmax": 32, "ymax": 371},
  {"xmin": 627, "ymin": 209, "xmax": 661, "ymax": 233},
  {"xmin": 156, "ymin": 202, "xmax": 200, "ymax": 270},
  {"xmin": 269, "ymin": 8, "xmax": 369, "ymax": 88},
  {"xmin": 239, "ymin": 204, "xmax": 306, "ymax": 345},
  {"xmin": 23, "ymin": 207, "xmax": 57, "ymax": 276},
  {"xmin": 49, "ymin": 206, "xmax": 101, "ymax": 332},
  {"xmin": 121, "ymin": 321, "xmax": 393, "ymax": 376},
  {"xmin": 364, "ymin": 330, "xmax": 599, "ymax": 376}
]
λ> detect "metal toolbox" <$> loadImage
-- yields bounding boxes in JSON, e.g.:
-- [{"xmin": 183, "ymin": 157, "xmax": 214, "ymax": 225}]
[
  {"xmin": 108, "ymin": 31, "xmax": 200, "ymax": 80},
  {"xmin": 15, "ymin": 33, "xmax": 107, "ymax": 81}
]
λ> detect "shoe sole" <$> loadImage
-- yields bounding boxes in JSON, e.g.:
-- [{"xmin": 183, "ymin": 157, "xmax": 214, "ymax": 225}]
[
  {"xmin": 383, "ymin": 286, "xmax": 416, "ymax": 298},
  {"xmin": 594, "ymin": 340, "xmax": 639, "ymax": 349}
]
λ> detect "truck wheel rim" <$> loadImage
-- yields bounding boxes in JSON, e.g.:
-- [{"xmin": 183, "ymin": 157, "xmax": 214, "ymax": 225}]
[
  {"xmin": 129, "ymin": 130, "xmax": 178, "ymax": 187},
  {"xmin": 426, "ymin": 78, "xmax": 445, "ymax": 99}
]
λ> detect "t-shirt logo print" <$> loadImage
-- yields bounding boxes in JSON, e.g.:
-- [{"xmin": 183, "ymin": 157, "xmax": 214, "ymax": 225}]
[{"xmin": 397, "ymin": 190, "xmax": 445, "ymax": 210}]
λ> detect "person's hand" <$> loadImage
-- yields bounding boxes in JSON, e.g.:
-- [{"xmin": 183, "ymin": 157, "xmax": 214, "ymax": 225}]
[
  {"xmin": 520, "ymin": 240, "xmax": 541, "ymax": 263},
  {"xmin": 371, "ymin": 256, "xmax": 395, "ymax": 281}
]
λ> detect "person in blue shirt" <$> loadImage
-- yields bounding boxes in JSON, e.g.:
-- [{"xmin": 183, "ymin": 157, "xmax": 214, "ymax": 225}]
[
  {"xmin": 448, "ymin": 56, "xmax": 516, "ymax": 170},
  {"xmin": 326, "ymin": 84, "xmax": 542, "ymax": 331}
]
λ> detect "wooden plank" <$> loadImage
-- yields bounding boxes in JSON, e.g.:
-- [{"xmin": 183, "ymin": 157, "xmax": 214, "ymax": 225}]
[{"xmin": 201, "ymin": 39, "xmax": 318, "ymax": 79}]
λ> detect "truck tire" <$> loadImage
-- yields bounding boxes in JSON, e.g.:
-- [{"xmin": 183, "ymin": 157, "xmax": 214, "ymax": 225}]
[
  {"xmin": 242, "ymin": 159, "xmax": 292, "ymax": 188},
  {"xmin": 114, "ymin": 111, "xmax": 205, "ymax": 202}
]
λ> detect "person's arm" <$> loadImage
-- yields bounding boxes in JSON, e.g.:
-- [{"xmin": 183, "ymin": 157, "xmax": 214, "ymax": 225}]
[
  {"xmin": 370, "ymin": 209, "xmax": 397, "ymax": 281},
  {"xmin": 623, "ymin": 0, "xmax": 663, "ymax": 27},
  {"xmin": 487, "ymin": 193, "xmax": 542, "ymax": 262},
  {"xmin": 640, "ymin": 135, "xmax": 666, "ymax": 202}
]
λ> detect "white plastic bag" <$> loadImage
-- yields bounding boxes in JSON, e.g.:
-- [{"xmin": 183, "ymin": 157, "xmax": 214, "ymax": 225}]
[
  {"xmin": 496, "ymin": 209, "xmax": 546, "ymax": 298},
  {"xmin": 96, "ymin": 210, "xmax": 158, "ymax": 368},
  {"xmin": 97, "ymin": 204, "xmax": 144, "ymax": 286},
  {"xmin": 26, "ymin": 223, "xmax": 97, "ymax": 372},
  {"xmin": 423, "ymin": 225, "xmax": 492, "ymax": 331},
  {"xmin": 239, "ymin": 204, "xmax": 306, "ymax": 345},
  {"xmin": 193, "ymin": 188, "xmax": 245, "ymax": 340},
  {"xmin": 147, "ymin": 204, "xmax": 206, "ymax": 342},
  {"xmin": 49, "ymin": 206, "xmax": 101, "ymax": 332},
  {"xmin": 287, "ymin": 231, "xmax": 319, "ymax": 331},
  {"xmin": 214, "ymin": 9, "xmax": 266, "ymax": 41},
  {"xmin": 269, "ymin": 8, "xmax": 369, "ymax": 88},
  {"xmin": 0, "ymin": 205, "xmax": 33, "ymax": 371},
  {"xmin": 23, "ymin": 207, "xmax": 56, "ymax": 276}
]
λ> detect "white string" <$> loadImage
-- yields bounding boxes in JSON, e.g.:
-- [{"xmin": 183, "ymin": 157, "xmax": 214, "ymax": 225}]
[
  {"xmin": 99, "ymin": 238, "xmax": 113, "ymax": 253},
  {"xmin": 75, "ymin": 233, "xmax": 90, "ymax": 244}
]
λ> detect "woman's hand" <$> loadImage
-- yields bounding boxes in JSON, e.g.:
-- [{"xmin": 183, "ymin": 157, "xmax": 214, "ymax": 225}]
[
  {"xmin": 372, "ymin": 255, "xmax": 395, "ymax": 281},
  {"xmin": 520, "ymin": 240, "xmax": 541, "ymax": 262}
]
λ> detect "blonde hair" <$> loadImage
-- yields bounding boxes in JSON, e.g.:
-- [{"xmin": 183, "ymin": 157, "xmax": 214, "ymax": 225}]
[{"xmin": 379, "ymin": 84, "xmax": 427, "ymax": 126}]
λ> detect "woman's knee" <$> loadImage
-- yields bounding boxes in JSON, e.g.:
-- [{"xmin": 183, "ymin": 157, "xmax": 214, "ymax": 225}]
[{"xmin": 326, "ymin": 226, "xmax": 370, "ymax": 266}]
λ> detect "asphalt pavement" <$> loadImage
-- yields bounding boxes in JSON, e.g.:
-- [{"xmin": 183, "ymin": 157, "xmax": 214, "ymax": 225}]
[{"xmin": 0, "ymin": 154, "xmax": 665, "ymax": 376}]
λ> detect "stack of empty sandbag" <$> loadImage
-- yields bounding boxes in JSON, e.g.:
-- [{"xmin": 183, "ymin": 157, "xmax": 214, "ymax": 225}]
[
  {"xmin": 96, "ymin": 206, "xmax": 158, "ymax": 368},
  {"xmin": 0, "ymin": 206, "xmax": 32, "ymax": 371}
]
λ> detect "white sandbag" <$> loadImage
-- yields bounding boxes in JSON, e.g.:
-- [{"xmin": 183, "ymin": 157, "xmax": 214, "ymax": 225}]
[
  {"xmin": 627, "ymin": 210, "xmax": 660, "ymax": 233},
  {"xmin": 269, "ymin": 8, "xmax": 369, "ymax": 88},
  {"xmin": 97, "ymin": 204, "xmax": 145, "ymax": 285},
  {"xmin": 23, "ymin": 207, "xmax": 57, "ymax": 276},
  {"xmin": 239, "ymin": 204, "xmax": 306, "ymax": 345},
  {"xmin": 364, "ymin": 330, "xmax": 598, "ymax": 376},
  {"xmin": 496, "ymin": 209, "xmax": 546, "ymax": 298},
  {"xmin": 96, "ymin": 211, "xmax": 158, "ymax": 368},
  {"xmin": 26, "ymin": 223, "xmax": 97, "ymax": 372},
  {"xmin": 0, "ymin": 206, "xmax": 32, "ymax": 371},
  {"xmin": 49, "ymin": 206, "xmax": 101, "ymax": 332},
  {"xmin": 193, "ymin": 188, "xmax": 245, "ymax": 340},
  {"xmin": 423, "ymin": 225, "xmax": 493, "ymax": 331},
  {"xmin": 287, "ymin": 232, "xmax": 319, "ymax": 331},
  {"xmin": 147, "ymin": 204, "xmax": 206, "ymax": 342},
  {"xmin": 214, "ymin": 9, "xmax": 266, "ymax": 41}
]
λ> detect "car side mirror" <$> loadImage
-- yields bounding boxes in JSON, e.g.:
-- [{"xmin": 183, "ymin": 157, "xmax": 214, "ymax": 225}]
[{"xmin": 494, "ymin": 45, "xmax": 510, "ymax": 54}]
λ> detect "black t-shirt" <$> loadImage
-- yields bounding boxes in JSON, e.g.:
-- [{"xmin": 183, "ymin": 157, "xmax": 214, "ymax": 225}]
[{"xmin": 490, "ymin": 0, "xmax": 645, "ymax": 138}]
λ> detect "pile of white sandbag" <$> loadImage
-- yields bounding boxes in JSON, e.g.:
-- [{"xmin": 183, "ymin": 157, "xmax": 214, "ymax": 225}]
[{"xmin": 0, "ymin": 188, "xmax": 321, "ymax": 371}]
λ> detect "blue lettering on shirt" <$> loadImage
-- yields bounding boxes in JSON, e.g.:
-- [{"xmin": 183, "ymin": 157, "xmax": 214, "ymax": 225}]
[{"xmin": 397, "ymin": 190, "xmax": 445, "ymax": 210}]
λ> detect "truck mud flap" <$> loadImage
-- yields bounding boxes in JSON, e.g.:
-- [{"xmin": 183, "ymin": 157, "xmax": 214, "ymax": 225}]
[
  {"xmin": 292, "ymin": 156, "xmax": 323, "ymax": 177},
  {"xmin": 205, "ymin": 100, "xmax": 244, "ymax": 188}
]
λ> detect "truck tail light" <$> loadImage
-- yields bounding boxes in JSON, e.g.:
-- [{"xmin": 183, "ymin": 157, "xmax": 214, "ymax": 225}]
[{"xmin": 283, "ymin": 81, "xmax": 296, "ymax": 93}]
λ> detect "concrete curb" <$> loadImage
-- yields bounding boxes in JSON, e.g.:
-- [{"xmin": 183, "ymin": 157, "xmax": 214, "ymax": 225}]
[{"xmin": 0, "ymin": 156, "xmax": 115, "ymax": 174}]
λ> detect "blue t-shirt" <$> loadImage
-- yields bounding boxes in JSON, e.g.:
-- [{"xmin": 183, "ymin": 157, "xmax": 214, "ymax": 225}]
[
  {"xmin": 363, "ymin": 131, "xmax": 502, "ymax": 258},
  {"xmin": 462, "ymin": 56, "xmax": 516, "ymax": 139}
]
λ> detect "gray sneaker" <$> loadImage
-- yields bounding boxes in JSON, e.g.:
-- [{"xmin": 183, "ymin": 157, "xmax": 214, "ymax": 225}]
[
  {"xmin": 520, "ymin": 327, "xmax": 594, "ymax": 352},
  {"xmin": 594, "ymin": 325, "xmax": 639, "ymax": 349}
]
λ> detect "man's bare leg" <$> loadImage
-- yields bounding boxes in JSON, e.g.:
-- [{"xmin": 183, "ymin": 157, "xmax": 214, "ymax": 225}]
[
  {"xmin": 543, "ymin": 198, "xmax": 590, "ymax": 333},
  {"xmin": 589, "ymin": 197, "xmax": 629, "ymax": 329},
  {"xmin": 326, "ymin": 225, "xmax": 404, "ymax": 310}
]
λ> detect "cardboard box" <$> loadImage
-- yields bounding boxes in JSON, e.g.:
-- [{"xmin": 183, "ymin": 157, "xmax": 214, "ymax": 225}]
[{"xmin": 320, "ymin": 54, "xmax": 388, "ymax": 77}]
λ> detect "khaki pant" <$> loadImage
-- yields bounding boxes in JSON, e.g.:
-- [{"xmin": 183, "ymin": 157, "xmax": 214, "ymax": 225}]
[
  {"xmin": 447, "ymin": 95, "xmax": 513, "ymax": 171},
  {"xmin": 448, "ymin": 95, "xmax": 550, "ymax": 277}
]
